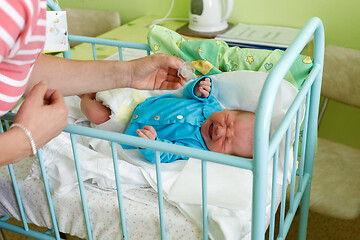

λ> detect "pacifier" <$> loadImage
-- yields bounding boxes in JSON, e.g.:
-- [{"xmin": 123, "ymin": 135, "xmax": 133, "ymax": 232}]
[{"xmin": 177, "ymin": 61, "xmax": 196, "ymax": 80}]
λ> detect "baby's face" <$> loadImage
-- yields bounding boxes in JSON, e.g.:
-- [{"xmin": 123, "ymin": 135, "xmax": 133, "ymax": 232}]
[{"xmin": 201, "ymin": 110, "xmax": 255, "ymax": 158}]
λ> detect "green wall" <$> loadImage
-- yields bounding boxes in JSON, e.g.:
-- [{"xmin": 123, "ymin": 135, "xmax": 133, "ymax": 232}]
[
  {"xmin": 58, "ymin": 0, "xmax": 360, "ymax": 149},
  {"xmin": 59, "ymin": 0, "xmax": 360, "ymax": 50}
]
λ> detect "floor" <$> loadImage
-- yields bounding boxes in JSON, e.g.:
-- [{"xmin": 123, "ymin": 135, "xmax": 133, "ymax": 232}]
[
  {"xmin": 286, "ymin": 211, "xmax": 359, "ymax": 240},
  {"xmin": 1, "ymin": 209, "xmax": 359, "ymax": 240}
]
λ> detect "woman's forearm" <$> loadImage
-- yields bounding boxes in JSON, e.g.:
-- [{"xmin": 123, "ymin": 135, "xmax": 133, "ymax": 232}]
[
  {"xmin": 27, "ymin": 53, "xmax": 185, "ymax": 96},
  {"xmin": 27, "ymin": 54, "xmax": 132, "ymax": 96}
]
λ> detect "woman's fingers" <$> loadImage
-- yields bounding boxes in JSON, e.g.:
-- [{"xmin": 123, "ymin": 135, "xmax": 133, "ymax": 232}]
[
  {"xmin": 129, "ymin": 53, "xmax": 186, "ymax": 90},
  {"xmin": 14, "ymin": 81, "xmax": 68, "ymax": 149},
  {"xmin": 25, "ymin": 81, "xmax": 49, "ymax": 106},
  {"xmin": 46, "ymin": 89, "xmax": 65, "ymax": 106}
]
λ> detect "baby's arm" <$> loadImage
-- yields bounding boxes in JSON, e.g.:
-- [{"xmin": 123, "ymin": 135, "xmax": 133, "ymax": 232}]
[
  {"xmin": 80, "ymin": 93, "xmax": 111, "ymax": 125},
  {"xmin": 136, "ymin": 125, "xmax": 157, "ymax": 140},
  {"xmin": 194, "ymin": 77, "xmax": 211, "ymax": 98}
]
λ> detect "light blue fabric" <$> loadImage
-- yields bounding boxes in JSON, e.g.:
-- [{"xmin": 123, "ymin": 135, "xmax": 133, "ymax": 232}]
[{"xmin": 122, "ymin": 76, "xmax": 223, "ymax": 163}]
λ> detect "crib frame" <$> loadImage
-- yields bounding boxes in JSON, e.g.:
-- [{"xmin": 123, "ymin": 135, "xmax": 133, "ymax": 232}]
[{"xmin": 0, "ymin": 1, "xmax": 324, "ymax": 239}]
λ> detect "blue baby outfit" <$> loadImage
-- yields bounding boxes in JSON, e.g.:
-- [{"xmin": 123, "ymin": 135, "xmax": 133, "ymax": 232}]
[{"xmin": 122, "ymin": 76, "xmax": 223, "ymax": 163}]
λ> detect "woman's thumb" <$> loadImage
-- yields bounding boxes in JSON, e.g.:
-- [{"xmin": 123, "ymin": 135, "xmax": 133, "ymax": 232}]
[{"xmin": 26, "ymin": 81, "xmax": 48, "ymax": 104}]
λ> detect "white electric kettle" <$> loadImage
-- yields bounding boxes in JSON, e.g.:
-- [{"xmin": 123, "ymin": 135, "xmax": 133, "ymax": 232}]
[{"xmin": 188, "ymin": 0, "xmax": 233, "ymax": 33}]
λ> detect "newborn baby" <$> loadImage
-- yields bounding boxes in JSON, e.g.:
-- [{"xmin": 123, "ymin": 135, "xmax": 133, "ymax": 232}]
[{"xmin": 81, "ymin": 76, "xmax": 255, "ymax": 163}]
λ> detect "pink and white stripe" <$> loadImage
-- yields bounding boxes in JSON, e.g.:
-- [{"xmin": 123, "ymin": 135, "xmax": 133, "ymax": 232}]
[{"xmin": 0, "ymin": 0, "xmax": 46, "ymax": 116}]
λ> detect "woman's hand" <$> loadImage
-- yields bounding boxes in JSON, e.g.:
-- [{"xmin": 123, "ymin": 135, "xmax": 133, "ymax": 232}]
[
  {"xmin": 128, "ymin": 53, "xmax": 186, "ymax": 90},
  {"xmin": 14, "ymin": 81, "xmax": 68, "ymax": 150}
]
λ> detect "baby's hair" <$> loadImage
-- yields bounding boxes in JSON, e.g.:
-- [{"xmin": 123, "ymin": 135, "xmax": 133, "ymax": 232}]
[
  {"xmin": 232, "ymin": 109, "xmax": 255, "ymax": 115},
  {"xmin": 232, "ymin": 109, "xmax": 255, "ymax": 158}
]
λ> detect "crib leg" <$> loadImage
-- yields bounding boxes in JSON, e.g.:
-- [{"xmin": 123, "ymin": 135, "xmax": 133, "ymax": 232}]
[{"xmin": 298, "ymin": 182, "xmax": 311, "ymax": 240}]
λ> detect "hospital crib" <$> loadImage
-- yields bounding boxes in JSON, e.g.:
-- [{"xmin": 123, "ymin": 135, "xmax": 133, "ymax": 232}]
[{"xmin": 0, "ymin": 1, "xmax": 324, "ymax": 239}]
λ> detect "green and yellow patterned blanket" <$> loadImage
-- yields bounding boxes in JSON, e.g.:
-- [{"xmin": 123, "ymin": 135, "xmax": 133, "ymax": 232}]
[{"xmin": 147, "ymin": 25, "xmax": 313, "ymax": 89}]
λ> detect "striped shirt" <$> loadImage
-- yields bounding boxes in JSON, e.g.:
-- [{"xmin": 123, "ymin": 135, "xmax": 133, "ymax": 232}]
[{"xmin": 0, "ymin": 0, "xmax": 46, "ymax": 116}]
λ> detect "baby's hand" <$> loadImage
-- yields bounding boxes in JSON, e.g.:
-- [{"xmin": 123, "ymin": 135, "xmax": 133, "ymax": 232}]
[
  {"xmin": 136, "ymin": 125, "xmax": 157, "ymax": 140},
  {"xmin": 195, "ymin": 77, "xmax": 211, "ymax": 98}
]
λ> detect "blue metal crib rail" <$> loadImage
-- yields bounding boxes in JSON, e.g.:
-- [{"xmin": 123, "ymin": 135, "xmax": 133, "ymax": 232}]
[
  {"xmin": 253, "ymin": 18, "xmax": 324, "ymax": 240},
  {"xmin": 0, "ymin": 1, "xmax": 324, "ymax": 239}
]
